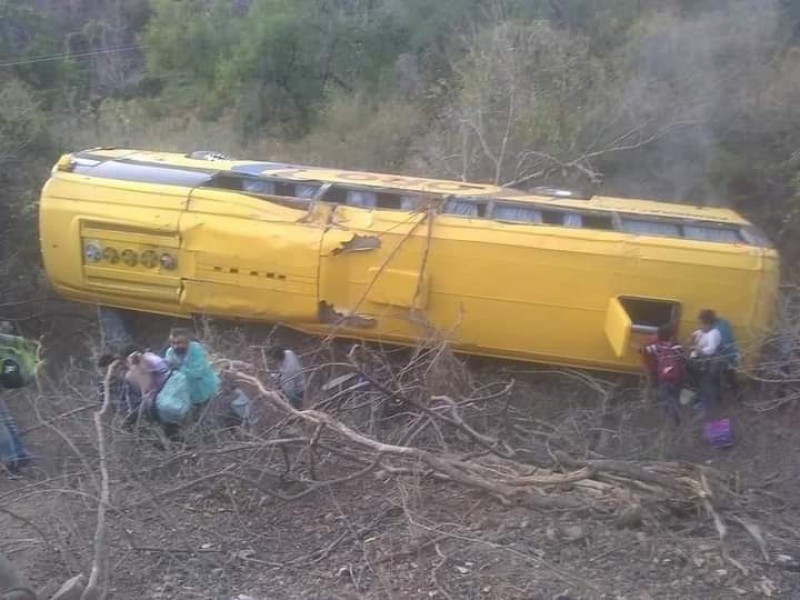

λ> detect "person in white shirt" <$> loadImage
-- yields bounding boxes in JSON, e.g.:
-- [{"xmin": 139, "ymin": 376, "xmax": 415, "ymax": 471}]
[
  {"xmin": 689, "ymin": 309, "xmax": 725, "ymax": 414},
  {"xmin": 691, "ymin": 325, "xmax": 721, "ymax": 359}
]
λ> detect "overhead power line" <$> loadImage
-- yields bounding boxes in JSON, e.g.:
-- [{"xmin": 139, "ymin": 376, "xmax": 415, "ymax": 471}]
[{"xmin": 0, "ymin": 45, "xmax": 145, "ymax": 69}]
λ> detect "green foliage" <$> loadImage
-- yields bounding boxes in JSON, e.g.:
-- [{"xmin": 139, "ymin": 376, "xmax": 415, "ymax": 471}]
[
  {"xmin": 284, "ymin": 92, "xmax": 426, "ymax": 171},
  {"xmin": 0, "ymin": 76, "xmax": 53, "ymax": 290},
  {"xmin": 144, "ymin": 0, "xmax": 243, "ymax": 87},
  {"xmin": 3, "ymin": 0, "xmax": 800, "ymax": 267},
  {"xmin": 0, "ymin": 1, "xmax": 87, "ymax": 102}
]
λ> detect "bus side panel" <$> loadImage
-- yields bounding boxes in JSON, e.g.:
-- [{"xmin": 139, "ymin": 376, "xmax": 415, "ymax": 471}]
[
  {"xmin": 614, "ymin": 240, "xmax": 772, "ymax": 365},
  {"xmin": 423, "ymin": 219, "xmax": 630, "ymax": 368},
  {"xmin": 322, "ymin": 216, "xmax": 776, "ymax": 372}
]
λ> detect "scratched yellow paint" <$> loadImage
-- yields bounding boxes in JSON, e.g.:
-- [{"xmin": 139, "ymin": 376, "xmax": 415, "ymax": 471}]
[{"xmin": 39, "ymin": 149, "xmax": 779, "ymax": 373}]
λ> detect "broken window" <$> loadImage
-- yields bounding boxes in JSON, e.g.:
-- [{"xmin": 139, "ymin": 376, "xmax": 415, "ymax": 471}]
[
  {"xmin": 618, "ymin": 297, "xmax": 680, "ymax": 333},
  {"xmin": 371, "ymin": 192, "xmax": 423, "ymax": 210},
  {"xmin": 581, "ymin": 214, "xmax": 615, "ymax": 230}
]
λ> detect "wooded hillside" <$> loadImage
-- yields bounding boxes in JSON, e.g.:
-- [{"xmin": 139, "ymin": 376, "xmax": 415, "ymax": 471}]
[{"xmin": 2, "ymin": 0, "xmax": 800, "ymax": 292}]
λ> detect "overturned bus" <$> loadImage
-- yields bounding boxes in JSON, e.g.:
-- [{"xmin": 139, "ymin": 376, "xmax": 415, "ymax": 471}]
[{"xmin": 38, "ymin": 148, "xmax": 779, "ymax": 372}]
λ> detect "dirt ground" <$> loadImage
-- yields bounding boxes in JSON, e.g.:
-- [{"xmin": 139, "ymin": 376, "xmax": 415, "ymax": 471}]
[{"xmin": 2, "ymin": 312, "xmax": 800, "ymax": 600}]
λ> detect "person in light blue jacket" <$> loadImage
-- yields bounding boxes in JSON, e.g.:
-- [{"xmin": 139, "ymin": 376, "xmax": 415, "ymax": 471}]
[{"xmin": 165, "ymin": 328, "xmax": 220, "ymax": 406}]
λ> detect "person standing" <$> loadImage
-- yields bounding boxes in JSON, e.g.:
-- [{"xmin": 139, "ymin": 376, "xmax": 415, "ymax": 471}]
[
  {"xmin": 711, "ymin": 312, "xmax": 741, "ymax": 397},
  {"xmin": 689, "ymin": 310, "xmax": 725, "ymax": 414},
  {"xmin": 642, "ymin": 325, "xmax": 686, "ymax": 426},
  {"xmin": 0, "ymin": 358, "xmax": 32, "ymax": 475}
]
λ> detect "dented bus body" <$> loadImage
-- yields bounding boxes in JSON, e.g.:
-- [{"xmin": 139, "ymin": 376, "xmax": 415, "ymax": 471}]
[{"xmin": 38, "ymin": 148, "xmax": 779, "ymax": 372}]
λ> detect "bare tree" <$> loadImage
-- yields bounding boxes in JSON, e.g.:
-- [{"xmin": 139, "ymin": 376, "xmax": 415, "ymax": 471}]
[{"xmin": 423, "ymin": 5, "xmax": 781, "ymax": 194}]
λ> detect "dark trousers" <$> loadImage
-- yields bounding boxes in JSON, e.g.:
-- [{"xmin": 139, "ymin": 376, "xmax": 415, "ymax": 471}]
[
  {"xmin": 657, "ymin": 382, "xmax": 681, "ymax": 425},
  {"xmin": 691, "ymin": 356, "xmax": 724, "ymax": 412},
  {"xmin": 0, "ymin": 405, "xmax": 30, "ymax": 470}
]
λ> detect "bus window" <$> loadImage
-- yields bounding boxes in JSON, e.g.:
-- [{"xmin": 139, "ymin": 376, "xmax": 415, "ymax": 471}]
[
  {"xmin": 618, "ymin": 297, "xmax": 679, "ymax": 333},
  {"xmin": 443, "ymin": 199, "xmax": 483, "ymax": 218},
  {"xmin": 581, "ymin": 214, "xmax": 615, "ymax": 231},
  {"xmin": 493, "ymin": 202, "xmax": 542, "ymax": 223},
  {"xmin": 347, "ymin": 190, "xmax": 378, "ymax": 208},
  {"xmin": 85, "ymin": 161, "xmax": 213, "ymax": 187},
  {"xmin": 400, "ymin": 195, "xmax": 420, "ymax": 210},
  {"xmin": 242, "ymin": 179, "xmax": 276, "ymax": 194},
  {"xmin": 563, "ymin": 213, "xmax": 582, "ymax": 228},
  {"xmin": 296, "ymin": 183, "xmax": 320, "ymax": 198},
  {"xmin": 323, "ymin": 187, "xmax": 347, "ymax": 203},
  {"xmin": 741, "ymin": 225, "xmax": 773, "ymax": 247},
  {"xmin": 274, "ymin": 181, "xmax": 299, "ymax": 197},
  {"xmin": 683, "ymin": 225, "xmax": 741, "ymax": 243},
  {"xmin": 374, "ymin": 193, "xmax": 410, "ymax": 210},
  {"xmin": 541, "ymin": 211, "xmax": 564, "ymax": 225},
  {"xmin": 621, "ymin": 218, "xmax": 681, "ymax": 238}
]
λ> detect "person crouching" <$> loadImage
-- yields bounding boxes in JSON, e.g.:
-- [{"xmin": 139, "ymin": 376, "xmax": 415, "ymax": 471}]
[{"xmin": 124, "ymin": 346, "xmax": 190, "ymax": 444}]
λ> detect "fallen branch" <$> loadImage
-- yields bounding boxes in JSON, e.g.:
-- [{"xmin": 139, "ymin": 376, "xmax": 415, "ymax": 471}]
[
  {"xmin": 226, "ymin": 372, "xmax": 706, "ymax": 513},
  {"xmin": 79, "ymin": 362, "xmax": 115, "ymax": 600}
]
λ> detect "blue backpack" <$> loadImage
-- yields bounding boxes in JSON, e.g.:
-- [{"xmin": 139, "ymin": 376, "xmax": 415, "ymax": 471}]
[{"xmin": 715, "ymin": 318, "xmax": 739, "ymax": 366}]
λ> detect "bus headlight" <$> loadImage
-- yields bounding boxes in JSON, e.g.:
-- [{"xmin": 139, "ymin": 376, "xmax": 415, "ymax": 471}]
[
  {"xmin": 84, "ymin": 244, "xmax": 102, "ymax": 263},
  {"xmin": 160, "ymin": 253, "xmax": 177, "ymax": 270},
  {"xmin": 140, "ymin": 250, "xmax": 158, "ymax": 268},
  {"xmin": 102, "ymin": 247, "xmax": 120, "ymax": 264},
  {"xmin": 121, "ymin": 250, "xmax": 138, "ymax": 267}
]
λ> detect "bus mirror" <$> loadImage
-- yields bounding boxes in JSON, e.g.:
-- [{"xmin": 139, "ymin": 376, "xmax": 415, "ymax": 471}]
[{"xmin": 605, "ymin": 297, "xmax": 632, "ymax": 358}]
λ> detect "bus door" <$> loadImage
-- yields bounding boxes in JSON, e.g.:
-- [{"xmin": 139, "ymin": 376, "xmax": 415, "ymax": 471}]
[
  {"xmin": 178, "ymin": 186, "xmax": 323, "ymax": 322},
  {"xmin": 605, "ymin": 296, "xmax": 682, "ymax": 358}
]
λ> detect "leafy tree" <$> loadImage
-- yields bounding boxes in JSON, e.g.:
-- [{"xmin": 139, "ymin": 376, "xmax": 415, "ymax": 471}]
[{"xmin": 0, "ymin": 1, "xmax": 86, "ymax": 103}]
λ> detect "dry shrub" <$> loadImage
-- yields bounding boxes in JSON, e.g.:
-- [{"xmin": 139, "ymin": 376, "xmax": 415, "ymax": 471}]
[
  {"xmin": 0, "ymin": 317, "xmax": 789, "ymax": 599},
  {"xmin": 52, "ymin": 98, "xmax": 250, "ymax": 156},
  {"xmin": 277, "ymin": 92, "xmax": 426, "ymax": 172},
  {"xmin": 744, "ymin": 284, "xmax": 800, "ymax": 411}
]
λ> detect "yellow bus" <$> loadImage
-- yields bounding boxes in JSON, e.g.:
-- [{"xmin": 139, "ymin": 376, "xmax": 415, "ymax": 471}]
[{"xmin": 38, "ymin": 148, "xmax": 779, "ymax": 373}]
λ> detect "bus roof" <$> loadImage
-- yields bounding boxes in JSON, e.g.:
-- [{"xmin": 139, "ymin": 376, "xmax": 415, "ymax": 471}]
[
  {"xmin": 71, "ymin": 148, "xmax": 750, "ymax": 225},
  {"xmin": 75, "ymin": 148, "xmax": 507, "ymax": 196}
]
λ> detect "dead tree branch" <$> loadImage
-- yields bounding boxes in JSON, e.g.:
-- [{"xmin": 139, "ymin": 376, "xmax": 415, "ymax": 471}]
[{"xmin": 79, "ymin": 362, "xmax": 115, "ymax": 600}]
